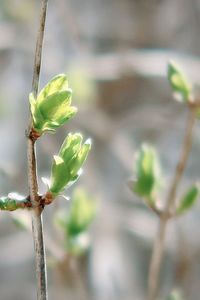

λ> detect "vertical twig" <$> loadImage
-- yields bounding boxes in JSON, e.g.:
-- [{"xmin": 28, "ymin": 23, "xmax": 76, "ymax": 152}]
[
  {"xmin": 147, "ymin": 107, "xmax": 196, "ymax": 300},
  {"xmin": 27, "ymin": 1, "xmax": 48, "ymax": 299}
]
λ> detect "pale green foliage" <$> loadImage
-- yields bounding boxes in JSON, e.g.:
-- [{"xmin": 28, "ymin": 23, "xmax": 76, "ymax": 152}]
[
  {"xmin": 177, "ymin": 184, "xmax": 199, "ymax": 214},
  {"xmin": 29, "ymin": 74, "xmax": 77, "ymax": 134},
  {"xmin": 166, "ymin": 290, "xmax": 183, "ymax": 300},
  {"xmin": 132, "ymin": 144, "xmax": 162, "ymax": 204},
  {"xmin": 168, "ymin": 61, "xmax": 192, "ymax": 102},
  {"xmin": 49, "ymin": 133, "xmax": 91, "ymax": 196},
  {"xmin": 55, "ymin": 187, "xmax": 96, "ymax": 256}
]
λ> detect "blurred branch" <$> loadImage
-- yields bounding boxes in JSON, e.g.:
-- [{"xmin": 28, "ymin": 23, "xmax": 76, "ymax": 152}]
[{"xmin": 147, "ymin": 107, "xmax": 196, "ymax": 300}]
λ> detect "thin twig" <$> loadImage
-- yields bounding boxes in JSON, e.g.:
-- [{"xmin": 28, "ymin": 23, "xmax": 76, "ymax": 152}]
[
  {"xmin": 32, "ymin": 0, "xmax": 48, "ymax": 98},
  {"xmin": 27, "ymin": 1, "xmax": 48, "ymax": 299},
  {"xmin": 147, "ymin": 107, "xmax": 196, "ymax": 300}
]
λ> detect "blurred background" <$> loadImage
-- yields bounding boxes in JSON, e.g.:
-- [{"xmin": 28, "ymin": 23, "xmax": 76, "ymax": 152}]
[{"xmin": 1, "ymin": 0, "xmax": 200, "ymax": 299}]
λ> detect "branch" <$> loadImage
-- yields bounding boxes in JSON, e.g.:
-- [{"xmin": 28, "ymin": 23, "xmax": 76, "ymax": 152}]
[
  {"xmin": 27, "ymin": 1, "xmax": 48, "ymax": 299},
  {"xmin": 147, "ymin": 107, "xmax": 196, "ymax": 300}
]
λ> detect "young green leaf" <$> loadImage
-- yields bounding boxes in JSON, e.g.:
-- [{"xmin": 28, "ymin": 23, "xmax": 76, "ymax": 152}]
[
  {"xmin": 177, "ymin": 184, "xmax": 199, "ymax": 215},
  {"xmin": 49, "ymin": 155, "xmax": 70, "ymax": 195},
  {"xmin": 70, "ymin": 139, "xmax": 91, "ymax": 178},
  {"xmin": 49, "ymin": 133, "xmax": 91, "ymax": 197},
  {"xmin": 29, "ymin": 74, "xmax": 77, "ymax": 135},
  {"xmin": 168, "ymin": 60, "xmax": 192, "ymax": 102},
  {"xmin": 132, "ymin": 144, "xmax": 162, "ymax": 204},
  {"xmin": 37, "ymin": 74, "xmax": 69, "ymax": 103},
  {"xmin": 59, "ymin": 133, "xmax": 83, "ymax": 162}
]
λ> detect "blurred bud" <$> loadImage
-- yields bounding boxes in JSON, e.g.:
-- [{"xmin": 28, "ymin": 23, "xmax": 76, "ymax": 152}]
[
  {"xmin": 176, "ymin": 184, "xmax": 199, "ymax": 215},
  {"xmin": 66, "ymin": 232, "xmax": 90, "ymax": 256},
  {"xmin": 54, "ymin": 187, "xmax": 96, "ymax": 256},
  {"xmin": 66, "ymin": 187, "xmax": 96, "ymax": 235},
  {"xmin": 29, "ymin": 74, "xmax": 77, "ymax": 135},
  {"xmin": 166, "ymin": 289, "xmax": 183, "ymax": 300},
  {"xmin": 168, "ymin": 61, "xmax": 192, "ymax": 103},
  {"xmin": 49, "ymin": 134, "xmax": 91, "ymax": 196},
  {"xmin": 131, "ymin": 144, "xmax": 162, "ymax": 204}
]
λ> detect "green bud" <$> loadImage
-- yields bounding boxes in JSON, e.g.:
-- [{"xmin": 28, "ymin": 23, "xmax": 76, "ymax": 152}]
[
  {"xmin": 49, "ymin": 133, "xmax": 91, "ymax": 196},
  {"xmin": 0, "ymin": 193, "xmax": 29, "ymax": 211},
  {"xmin": 168, "ymin": 60, "xmax": 192, "ymax": 102},
  {"xmin": 177, "ymin": 184, "xmax": 199, "ymax": 215},
  {"xmin": 29, "ymin": 74, "xmax": 77, "ymax": 135},
  {"xmin": 132, "ymin": 144, "xmax": 162, "ymax": 204}
]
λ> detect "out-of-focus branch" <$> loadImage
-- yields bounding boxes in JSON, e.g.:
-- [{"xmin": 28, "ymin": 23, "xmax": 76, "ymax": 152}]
[{"xmin": 147, "ymin": 107, "xmax": 196, "ymax": 300}]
